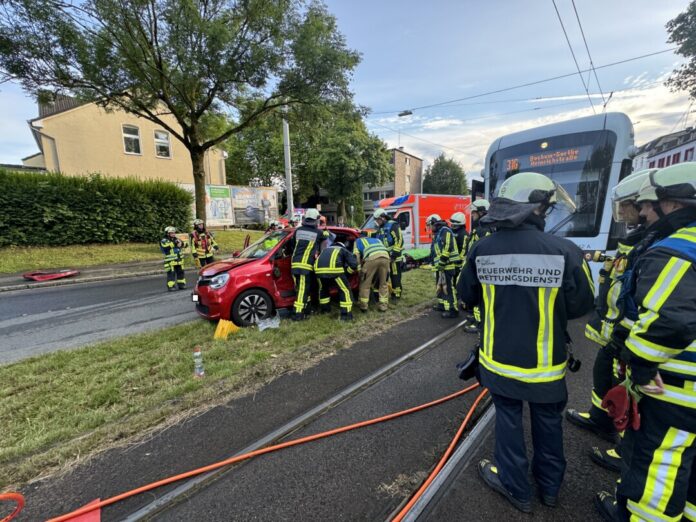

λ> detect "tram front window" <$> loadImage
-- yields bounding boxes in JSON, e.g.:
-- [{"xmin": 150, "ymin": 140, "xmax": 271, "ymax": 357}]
[{"xmin": 488, "ymin": 130, "xmax": 617, "ymax": 238}]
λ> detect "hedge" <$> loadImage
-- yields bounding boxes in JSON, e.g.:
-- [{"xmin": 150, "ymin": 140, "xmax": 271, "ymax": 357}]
[{"xmin": 0, "ymin": 169, "xmax": 193, "ymax": 246}]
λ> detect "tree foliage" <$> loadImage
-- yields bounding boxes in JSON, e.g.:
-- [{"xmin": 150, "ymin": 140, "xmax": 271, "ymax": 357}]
[
  {"xmin": 667, "ymin": 2, "xmax": 696, "ymax": 99},
  {"xmin": 304, "ymin": 108, "xmax": 393, "ymax": 219},
  {"xmin": 422, "ymin": 154, "xmax": 468, "ymax": 195},
  {"xmin": 0, "ymin": 0, "xmax": 360, "ymax": 220}
]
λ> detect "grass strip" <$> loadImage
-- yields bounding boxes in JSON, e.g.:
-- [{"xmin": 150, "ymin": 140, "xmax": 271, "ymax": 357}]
[
  {"xmin": 0, "ymin": 230, "xmax": 264, "ymax": 274},
  {"xmin": 0, "ymin": 268, "xmax": 437, "ymax": 489}
]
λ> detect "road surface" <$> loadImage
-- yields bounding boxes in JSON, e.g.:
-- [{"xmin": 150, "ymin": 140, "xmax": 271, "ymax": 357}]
[{"xmin": 0, "ymin": 273, "xmax": 199, "ymax": 364}]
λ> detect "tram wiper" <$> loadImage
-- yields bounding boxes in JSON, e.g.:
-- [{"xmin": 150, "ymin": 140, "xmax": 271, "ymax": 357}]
[{"xmin": 547, "ymin": 201, "xmax": 595, "ymax": 235}]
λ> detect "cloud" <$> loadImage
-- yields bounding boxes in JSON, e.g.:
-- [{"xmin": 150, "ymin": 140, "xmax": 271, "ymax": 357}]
[{"xmin": 374, "ymin": 80, "xmax": 692, "ymax": 176}]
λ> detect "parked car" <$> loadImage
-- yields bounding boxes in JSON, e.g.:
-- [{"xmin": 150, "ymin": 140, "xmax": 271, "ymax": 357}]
[{"xmin": 192, "ymin": 226, "xmax": 361, "ymax": 326}]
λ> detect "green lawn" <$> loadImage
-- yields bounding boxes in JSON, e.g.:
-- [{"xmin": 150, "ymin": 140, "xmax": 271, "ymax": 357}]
[
  {"xmin": 0, "ymin": 230, "xmax": 264, "ymax": 274},
  {"xmin": 0, "ymin": 268, "xmax": 436, "ymax": 489}
]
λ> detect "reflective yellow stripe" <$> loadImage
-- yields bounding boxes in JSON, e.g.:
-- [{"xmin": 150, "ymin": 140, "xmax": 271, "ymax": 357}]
[
  {"xmin": 645, "ymin": 382, "xmax": 696, "ymax": 409},
  {"xmin": 591, "ymin": 389, "xmax": 608, "ymax": 412},
  {"xmin": 300, "ymin": 240, "xmax": 315, "ymax": 267},
  {"xmin": 336, "ymin": 277, "xmax": 352, "ymax": 311},
  {"xmin": 626, "ymin": 335, "xmax": 683, "ymax": 363},
  {"xmin": 585, "ymin": 324, "xmax": 606, "ymax": 346},
  {"xmin": 638, "ymin": 428, "xmax": 695, "ymax": 515},
  {"xmin": 627, "ymin": 500, "xmax": 681, "ymax": 522},
  {"xmin": 582, "ymin": 260, "xmax": 595, "ymax": 295},
  {"xmin": 294, "ymin": 276, "xmax": 306, "ymax": 313},
  {"xmin": 482, "ymin": 284, "xmax": 495, "ymax": 358},
  {"xmin": 643, "ymin": 257, "xmax": 691, "ymax": 311},
  {"xmin": 684, "ymin": 501, "xmax": 696, "ymax": 521},
  {"xmin": 536, "ymin": 287, "xmax": 558, "ymax": 368},
  {"xmin": 479, "ymin": 350, "xmax": 566, "ymax": 383}
]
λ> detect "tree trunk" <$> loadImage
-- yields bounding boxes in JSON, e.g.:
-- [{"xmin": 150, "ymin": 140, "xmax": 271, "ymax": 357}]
[
  {"xmin": 190, "ymin": 147, "xmax": 207, "ymax": 222},
  {"xmin": 338, "ymin": 199, "xmax": 346, "ymax": 220}
]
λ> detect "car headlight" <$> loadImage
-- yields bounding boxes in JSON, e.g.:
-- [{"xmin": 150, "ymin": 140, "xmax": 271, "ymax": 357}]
[{"xmin": 210, "ymin": 273, "xmax": 230, "ymax": 289}]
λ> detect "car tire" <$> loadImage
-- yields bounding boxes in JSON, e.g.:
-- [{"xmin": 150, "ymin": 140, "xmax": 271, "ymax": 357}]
[{"xmin": 231, "ymin": 289, "xmax": 274, "ymax": 327}]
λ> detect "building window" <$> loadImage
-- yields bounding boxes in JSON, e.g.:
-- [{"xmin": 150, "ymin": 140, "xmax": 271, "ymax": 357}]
[
  {"xmin": 686, "ymin": 148, "xmax": 694, "ymax": 162},
  {"xmin": 673, "ymin": 152, "xmax": 681, "ymax": 164},
  {"xmin": 658, "ymin": 157, "xmax": 665, "ymax": 168},
  {"xmin": 666, "ymin": 156, "xmax": 672, "ymax": 166},
  {"xmin": 122, "ymin": 125, "xmax": 141, "ymax": 154},
  {"xmin": 649, "ymin": 161, "xmax": 656, "ymax": 168},
  {"xmin": 154, "ymin": 130, "xmax": 171, "ymax": 158}
]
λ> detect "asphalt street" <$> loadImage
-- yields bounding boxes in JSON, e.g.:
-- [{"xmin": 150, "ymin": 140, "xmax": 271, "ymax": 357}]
[{"xmin": 0, "ymin": 272, "xmax": 199, "ymax": 364}]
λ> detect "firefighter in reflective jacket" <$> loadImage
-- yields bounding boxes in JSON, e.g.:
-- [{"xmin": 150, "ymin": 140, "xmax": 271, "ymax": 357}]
[
  {"xmin": 428, "ymin": 214, "xmax": 461, "ymax": 319},
  {"xmin": 160, "ymin": 226, "xmax": 187, "ymax": 291},
  {"xmin": 595, "ymin": 163, "xmax": 696, "ymax": 522},
  {"xmin": 566, "ymin": 169, "xmax": 661, "ymax": 470},
  {"xmin": 458, "ymin": 172, "xmax": 595, "ymax": 513},
  {"xmin": 373, "ymin": 208, "xmax": 404, "ymax": 299},
  {"xmin": 190, "ymin": 219, "xmax": 219, "ymax": 267},
  {"xmin": 462, "ymin": 199, "xmax": 493, "ymax": 334},
  {"xmin": 450, "ymin": 212, "xmax": 467, "ymax": 274},
  {"xmin": 315, "ymin": 241, "xmax": 358, "ymax": 321},
  {"xmin": 291, "ymin": 209, "xmax": 329, "ymax": 321},
  {"xmin": 354, "ymin": 235, "xmax": 390, "ymax": 312}
]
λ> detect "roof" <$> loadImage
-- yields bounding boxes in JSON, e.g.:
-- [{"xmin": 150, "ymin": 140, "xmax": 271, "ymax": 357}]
[
  {"xmin": 636, "ymin": 127, "xmax": 696, "ymax": 158},
  {"xmin": 20, "ymin": 152, "xmax": 42, "ymax": 161},
  {"xmin": 390, "ymin": 148, "xmax": 423, "ymax": 161},
  {"xmin": 36, "ymin": 94, "xmax": 86, "ymax": 120}
]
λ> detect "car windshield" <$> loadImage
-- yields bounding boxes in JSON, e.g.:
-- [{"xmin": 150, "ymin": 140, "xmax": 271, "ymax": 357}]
[{"xmin": 237, "ymin": 230, "xmax": 290, "ymax": 259}]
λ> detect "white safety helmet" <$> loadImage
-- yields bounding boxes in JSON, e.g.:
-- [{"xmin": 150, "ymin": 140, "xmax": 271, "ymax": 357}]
[
  {"xmin": 611, "ymin": 169, "xmax": 657, "ymax": 222},
  {"xmin": 646, "ymin": 163, "xmax": 696, "ymax": 206},
  {"xmin": 303, "ymin": 208, "xmax": 321, "ymax": 225},
  {"xmin": 425, "ymin": 214, "xmax": 442, "ymax": 227},
  {"xmin": 468, "ymin": 199, "xmax": 490, "ymax": 213},
  {"xmin": 450, "ymin": 212, "xmax": 467, "ymax": 227},
  {"xmin": 164, "ymin": 226, "xmax": 176, "ymax": 234},
  {"xmin": 373, "ymin": 208, "xmax": 388, "ymax": 220},
  {"xmin": 497, "ymin": 172, "xmax": 576, "ymax": 212}
]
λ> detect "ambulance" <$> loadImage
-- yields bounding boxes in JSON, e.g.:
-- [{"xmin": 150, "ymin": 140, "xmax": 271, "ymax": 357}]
[{"xmin": 362, "ymin": 193, "xmax": 472, "ymax": 250}]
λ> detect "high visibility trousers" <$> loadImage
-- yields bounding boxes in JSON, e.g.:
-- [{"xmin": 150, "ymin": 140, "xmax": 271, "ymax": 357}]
[
  {"xmin": 359, "ymin": 256, "xmax": 390, "ymax": 310},
  {"xmin": 390, "ymin": 259, "xmax": 402, "ymax": 297},
  {"xmin": 491, "ymin": 393, "xmax": 567, "ymax": 502},
  {"xmin": 587, "ymin": 342, "xmax": 621, "ymax": 431},
  {"xmin": 293, "ymin": 272, "xmax": 313, "ymax": 314},
  {"xmin": 617, "ymin": 396, "xmax": 696, "ymax": 522},
  {"xmin": 438, "ymin": 269, "xmax": 457, "ymax": 312},
  {"xmin": 165, "ymin": 262, "xmax": 186, "ymax": 289},
  {"xmin": 318, "ymin": 274, "xmax": 352, "ymax": 314}
]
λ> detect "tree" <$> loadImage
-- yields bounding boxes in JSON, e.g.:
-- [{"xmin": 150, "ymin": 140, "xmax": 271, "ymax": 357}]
[
  {"xmin": 305, "ymin": 109, "xmax": 393, "ymax": 220},
  {"xmin": 422, "ymin": 154, "xmax": 468, "ymax": 195},
  {"xmin": 667, "ymin": 2, "xmax": 696, "ymax": 99},
  {"xmin": 0, "ymin": 0, "xmax": 359, "ymax": 221}
]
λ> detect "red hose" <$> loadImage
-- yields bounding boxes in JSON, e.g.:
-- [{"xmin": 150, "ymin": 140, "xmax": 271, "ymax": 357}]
[
  {"xmin": 0, "ymin": 493, "xmax": 24, "ymax": 522},
  {"xmin": 392, "ymin": 388, "xmax": 489, "ymax": 522},
  {"xmin": 47, "ymin": 383, "xmax": 480, "ymax": 522}
]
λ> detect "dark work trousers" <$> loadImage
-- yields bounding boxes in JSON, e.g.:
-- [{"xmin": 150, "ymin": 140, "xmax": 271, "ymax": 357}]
[
  {"xmin": 199, "ymin": 256, "xmax": 214, "ymax": 267},
  {"xmin": 616, "ymin": 396, "xmax": 696, "ymax": 522},
  {"xmin": 390, "ymin": 259, "xmax": 402, "ymax": 297},
  {"xmin": 491, "ymin": 393, "xmax": 567, "ymax": 502},
  {"xmin": 589, "ymin": 343, "xmax": 620, "ymax": 431}
]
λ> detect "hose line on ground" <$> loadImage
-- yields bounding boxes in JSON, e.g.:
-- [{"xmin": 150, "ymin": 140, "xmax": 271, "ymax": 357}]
[
  {"xmin": 47, "ymin": 383, "xmax": 481, "ymax": 522},
  {"xmin": 391, "ymin": 387, "xmax": 489, "ymax": 522},
  {"xmin": 0, "ymin": 492, "xmax": 25, "ymax": 522}
]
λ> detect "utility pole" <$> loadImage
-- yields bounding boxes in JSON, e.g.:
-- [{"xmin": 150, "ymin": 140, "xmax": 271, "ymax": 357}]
[{"xmin": 282, "ymin": 117, "xmax": 294, "ymax": 218}]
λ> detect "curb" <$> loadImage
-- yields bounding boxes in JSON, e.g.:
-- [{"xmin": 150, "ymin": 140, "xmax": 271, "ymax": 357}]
[{"xmin": 0, "ymin": 268, "xmax": 195, "ymax": 293}]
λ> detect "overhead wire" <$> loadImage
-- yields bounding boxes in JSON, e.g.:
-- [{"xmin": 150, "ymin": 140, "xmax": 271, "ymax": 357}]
[
  {"xmin": 571, "ymin": 0, "xmax": 606, "ymax": 104},
  {"xmin": 551, "ymin": 0, "xmax": 596, "ymax": 114},
  {"xmin": 370, "ymin": 48, "xmax": 676, "ymax": 115}
]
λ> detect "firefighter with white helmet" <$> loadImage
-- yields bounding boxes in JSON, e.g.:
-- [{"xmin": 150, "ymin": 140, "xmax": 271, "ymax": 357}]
[
  {"xmin": 459, "ymin": 171, "xmax": 594, "ymax": 513},
  {"xmin": 190, "ymin": 218, "xmax": 219, "ymax": 267},
  {"xmin": 427, "ymin": 213, "xmax": 461, "ymax": 318},
  {"xmin": 461, "ymin": 199, "xmax": 494, "ymax": 334},
  {"xmin": 595, "ymin": 163, "xmax": 696, "ymax": 522},
  {"xmin": 450, "ymin": 211, "xmax": 468, "ymax": 264},
  {"xmin": 160, "ymin": 226, "xmax": 187, "ymax": 291}
]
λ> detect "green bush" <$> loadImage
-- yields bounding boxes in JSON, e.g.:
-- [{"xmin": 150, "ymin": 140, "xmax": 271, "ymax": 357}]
[{"xmin": 0, "ymin": 170, "xmax": 193, "ymax": 246}]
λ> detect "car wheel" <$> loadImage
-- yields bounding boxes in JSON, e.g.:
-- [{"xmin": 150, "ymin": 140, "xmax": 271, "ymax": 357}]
[{"xmin": 231, "ymin": 289, "xmax": 273, "ymax": 327}]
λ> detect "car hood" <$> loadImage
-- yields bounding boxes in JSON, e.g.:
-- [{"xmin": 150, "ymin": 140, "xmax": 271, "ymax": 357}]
[{"xmin": 200, "ymin": 257, "xmax": 257, "ymax": 276}]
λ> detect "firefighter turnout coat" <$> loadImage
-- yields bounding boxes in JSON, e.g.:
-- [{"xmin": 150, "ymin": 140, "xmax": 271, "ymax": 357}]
[
  {"xmin": 458, "ymin": 220, "xmax": 595, "ymax": 403},
  {"xmin": 291, "ymin": 225, "xmax": 329, "ymax": 274}
]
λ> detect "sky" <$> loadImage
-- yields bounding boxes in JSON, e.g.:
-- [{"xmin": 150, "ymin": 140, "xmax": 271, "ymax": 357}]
[{"xmin": 0, "ymin": 0, "xmax": 692, "ymax": 178}]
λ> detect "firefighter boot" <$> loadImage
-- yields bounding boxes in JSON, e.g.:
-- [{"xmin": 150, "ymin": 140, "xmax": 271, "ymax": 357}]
[
  {"xmin": 339, "ymin": 312, "xmax": 354, "ymax": 322},
  {"xmin": 478, "ymin": 460, "xmax": 532, "ymax": 514},
  {"xmin": 565, "ymin": 409, "xmax": 617, "ymax": 443},
  {"xmin": 590, "ymin": 446, "xmax": 621, "ymax": 473}
]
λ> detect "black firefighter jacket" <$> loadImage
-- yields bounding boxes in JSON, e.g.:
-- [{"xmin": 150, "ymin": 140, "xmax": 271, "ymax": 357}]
[{"xmin": 458, "ymin": 220, "xmax": 595, "ymax": 403}]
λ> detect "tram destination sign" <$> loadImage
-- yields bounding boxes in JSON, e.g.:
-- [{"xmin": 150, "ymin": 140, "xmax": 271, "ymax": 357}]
[{"xmin": 505, "ymin": 144, "xmax": 594, "ymax": 172}]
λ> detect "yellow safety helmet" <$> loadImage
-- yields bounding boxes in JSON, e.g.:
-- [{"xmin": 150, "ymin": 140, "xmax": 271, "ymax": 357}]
[
  {"xmin": 647, "ymin": 163, "xmax": 696, "ymax": 205},
  {"xmin": 497, "ymin": 172, "xmax": 576, "ymax": 212},
  {"xmin": 612, "ymin": 169, "xmax": 657, "ymax": 222}
]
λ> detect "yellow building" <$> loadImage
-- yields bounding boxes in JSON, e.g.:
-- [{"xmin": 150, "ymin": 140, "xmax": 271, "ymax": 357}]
[{"xmin": 22, "ymin": 95, "xmax": 226, "ymax": 185}]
